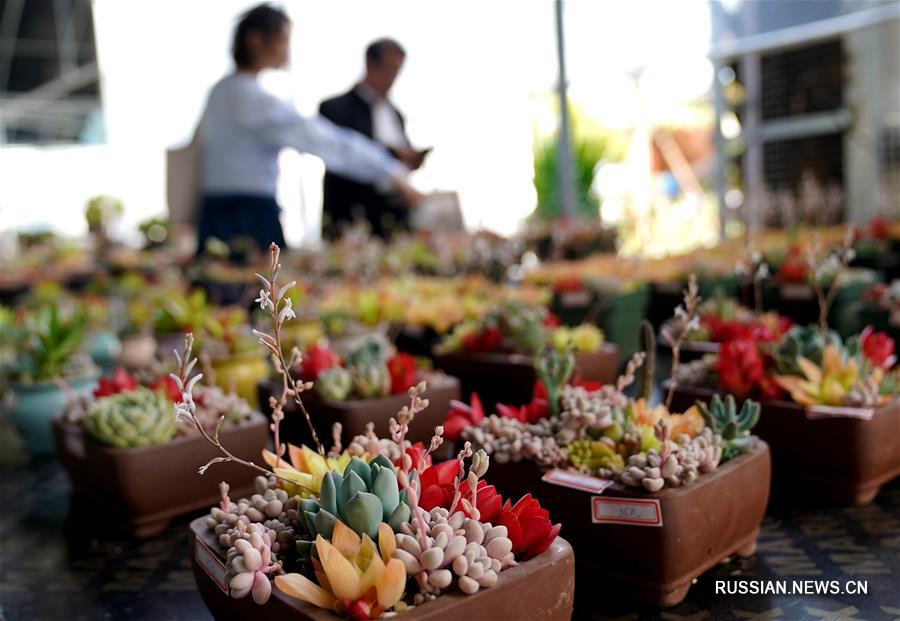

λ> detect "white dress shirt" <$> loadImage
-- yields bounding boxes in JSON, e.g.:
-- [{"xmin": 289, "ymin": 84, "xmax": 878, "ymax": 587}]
[
  {"xmin": 200, "ymin": 73, "xmax": 404, "ymax": 196},
  {"xmin": 355, "ymin": 84, "xmax": 409, "ymax": 152}
]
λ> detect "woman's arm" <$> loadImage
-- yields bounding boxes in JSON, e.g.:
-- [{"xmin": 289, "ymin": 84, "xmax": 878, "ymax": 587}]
[{"xmin": 247, "ymin": 90, "xmax": 407, "ymax": 185}]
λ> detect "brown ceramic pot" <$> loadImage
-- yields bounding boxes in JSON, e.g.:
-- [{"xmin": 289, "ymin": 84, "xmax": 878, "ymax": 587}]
[
  {"xmin": 257, "ymin": 374, "xmax": 460, "ymax": 447},
  {"xmin": 53, "ymin": 412, "xmax": 269, "ymax": 537},
  {"xmin": 433, "ymin": 345, "xmax": 619, "ymax": 412},
  {"xmin": 487, "ymin": 441, "xmax": 770, "ymax": 607},
  {"xmin": 667, "ymin": 382, "xmax": 900, "ymax": 505},
  {"xmin": 188, "ymin": 517, "xmax": 575, "ymax": 621}
]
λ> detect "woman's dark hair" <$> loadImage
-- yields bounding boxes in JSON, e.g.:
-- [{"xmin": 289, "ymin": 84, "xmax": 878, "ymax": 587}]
[{"xmin": 232, "ymin": 4, "xmax": 290, "ymax": 68}]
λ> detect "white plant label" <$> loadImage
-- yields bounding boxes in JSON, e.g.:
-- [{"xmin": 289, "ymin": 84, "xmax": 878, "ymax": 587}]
[
  {"xmin": 806, "ymin": 405, "xmax": 874, "ymax": 421},
  {"xmin": 780, "ymin": 284, "xmax": 814, "ymax": 300},
  {"xmin": 591, "ymin": 497, "xmax": 663, "ymax": 527},
  {"xmin": 195, "ymin": 537, "xmax": 228, "ymax": 593},
  {"xmin": 559, "ymin": 291, "xmax": 592, "ymax": 307},
  {"xmin": 542, "ymin": 469, "xmax": 613, "ymax": 494}
]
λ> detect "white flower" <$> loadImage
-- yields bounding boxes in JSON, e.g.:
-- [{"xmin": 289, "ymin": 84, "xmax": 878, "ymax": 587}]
[
  {"xmin": 277, "ymin": 297, "xmax": 296, "ymax": 324},
  {"xmin": 174, "ymin": 401, "xmax": 194, "ymax": 424},
  {"xmin": 255, "ymin": 289, "xmax": 273, "ymax": 311}
]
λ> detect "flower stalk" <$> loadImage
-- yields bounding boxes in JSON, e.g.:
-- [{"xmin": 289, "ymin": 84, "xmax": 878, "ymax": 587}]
[
  {"xmin": 665, "ymin": 274, "xmax": 701, "ymax": 410},
  {"xmin": 172, "ymin": 333, "xmax": 292, "ymax": 483},
  {"xmin": 252, "ymin": 243, "xmax": 324, "ymax": 457}
]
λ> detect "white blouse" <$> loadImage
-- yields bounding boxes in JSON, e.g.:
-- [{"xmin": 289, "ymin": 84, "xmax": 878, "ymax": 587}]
[{"xmin": 199, "ymin": 73, "xmax": 404, "ymax": 196}]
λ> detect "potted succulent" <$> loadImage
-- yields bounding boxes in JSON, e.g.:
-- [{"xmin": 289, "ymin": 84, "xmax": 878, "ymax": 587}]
[
  {"xmin": 761, "ymin": 229, "xmax": 878, "ymax": 337},
  {"xmin": 443, "ymin": 279, "xmax": 771, "ymax": 607},
  {"xmin": 445, "ymin": 344, "xmax": 770, "ymax": 607},
  {"xmin": 153, "ymin": 288, "xmax": 213, "ymax": 360},
  {"xmin": 433, "ymin": 302, "xmax": 616, "ymax": 412},
  {"xmin": 259, "ymin": 339, "xmax": 459, "ymax": 447},
  {"xmin": 2, "ymin": 306, "xmax": 98, "ymax": 455},
  {"xmin": 659, "ymin": 292, "xmax": 792, "ymax": 361},
  {"xmin": 181, "ymin": 244, "xmax": 575, "ymax": 620},
  {"xmin": 204, "ymin": 307, "xmax": 270, "ymax": 408},
  {"xmin": 669, "ymin": 256, "xmax": 900, "ymax": 505},
  {"xmin": 53, "ymin": 366, "xmax": 268, "ymax": 537},
  {"xmin": 669, "ymin": 322, "xmax": 898, "ymax": 506},
  {"xmin": 84, "ymin": 194, "xmax": 124, "ymax": 255}
]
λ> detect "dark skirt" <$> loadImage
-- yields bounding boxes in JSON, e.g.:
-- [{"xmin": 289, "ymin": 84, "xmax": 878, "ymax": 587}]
[{"xmin": 197, "ymin": 194, "xmax": 286, "ymax": 256}]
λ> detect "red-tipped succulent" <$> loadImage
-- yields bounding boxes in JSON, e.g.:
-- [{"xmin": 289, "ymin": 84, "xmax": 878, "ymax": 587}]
[
  {"xmin": 496, "ymin": 494, "xmax": 561, "ymax": 560},
  {"xmin": 715, "ymin": 339, "xmax": 765, "ymax": 398},
  {"xmin": 150, "ymin": 374, "xmax": 182, "ymax": 402},
  {"xmin": 417, "ymin": 459, "xmax": 461, "ymax": 511},
  {"xmin": 298, "ymin": 343, "xmax": 340, "ymax": 382},
  {"xmin": 443, "ymin": 393, "xmax": 486, "ymax": 441},
  {"xmin": 387, "ymin": 353, "xmax": 418, "ymax": 395},
  {"xmin": 462, "ymin": 325, "xmax": 503, "ymax": 353},
  {"xmin": 859, "ymin": 326, "xmax": 896, "ymax": 371},
  {"xmin": 459, "ymin": 479, "xmax": 502, "ymax": 523},
  {"xmin": 93, "ymin": 368, "xmax": 138, "ymax": 398}
]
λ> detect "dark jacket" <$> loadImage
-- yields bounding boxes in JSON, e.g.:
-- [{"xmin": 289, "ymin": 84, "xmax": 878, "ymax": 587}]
[{"xmin": 318, "ymin": 87, "xmax": 409, "ymax": 240}]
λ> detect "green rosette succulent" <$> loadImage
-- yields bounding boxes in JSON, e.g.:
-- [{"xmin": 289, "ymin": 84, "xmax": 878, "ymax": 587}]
[
  {"xmin": 774, "ymin": 325, "xmax": 843, "ymax": 376},
  {"xmin": 295, "ymin": 455, "xmax": 411, "ymax": 554},
  {"xmin": 350, "ymin": 362, "xmax": 391, "ymax": 399},
  {"xmin": 695, "ymin": 394, "xmax": 759, "ymax": 461},
  {"xmin": 82, "ymin": 388, "xmax": 177, "ymax": 448},
  {"xmin": 316, "ymin": 367, "xmax": 352, "ymax": 401}
]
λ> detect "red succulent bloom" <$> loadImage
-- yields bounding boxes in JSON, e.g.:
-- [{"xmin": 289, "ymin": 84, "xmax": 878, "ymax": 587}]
[
  {"xmin": 870, "ymin": 216, "xmax": 890, "ymax": 239},
  {"xmin": 459, "ymin": 479, "xmax": 503, "ymax": 523},
  {"xmin": 387, "ymin": 353, "xmax": 418, "ymax": 395},
  {"xmin": 755, "ymin": 375, "xmax": 785, "ymax": 401},
  {"xmin": 442, "ymin": 393, "xmax": 486, "ymax": 441},
  {"xmin": 478, "ymin": 326, "xmax": 503, "ymax": 352},
  {"xmin": 418, "ymin": 460, "xmax": 461, "ymax": 512},
  {"xmin": 398, "ymin": 441, "xmax": 433, "ymax": 471},
  {"xmin": 463, "ymin": 326, "xmax": 503, "ymax": 353},
  {"xmin": 543, "ymin": 312, "xmax": 561, "ymax": 328},
  {"xmin": 496, "ymin": 397, "xmax": 547, "ymax": 424},
  {"xmin": 496, "ymin": 494, "xmax": 561, "ymax": 560},
  {"xmin": 859, "ymin": 326, "xmax": 896, "ymax": 370},
  {"xmin": 552, "ymin": 277, "xmax": 583, "ymax": 293},
  {"xmin": 777, "ymin": 245, "xmax": 810, "ymax": 283},
  {"xmin": 715, "ymin": 339, "xmax": 765, "ymax": 398},
  {"xmin": 151, "ymin": 374, "xmax": 182, "ymax": 402},
  {"xmin": 93, "ymin": 368, "xmax": 137, "ymax": 398},
  {"xmin": 299, "ymin": 343, "xmax": 340, "ymax": 382}
]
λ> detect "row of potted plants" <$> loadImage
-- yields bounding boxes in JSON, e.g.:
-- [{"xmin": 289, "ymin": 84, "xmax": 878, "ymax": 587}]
[{"xmin": 11, "ymin": 242, "xmax": 894, "ymax": 619}]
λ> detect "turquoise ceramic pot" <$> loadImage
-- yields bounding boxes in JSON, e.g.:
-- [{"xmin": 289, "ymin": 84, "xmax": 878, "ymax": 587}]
[
  {"xmin": 7, "ymin": 374, "xmax": 99, "ymax": 456},
  {"xmin": 89, "ymin": 331, "xmax": 122, "ymax": 375}
]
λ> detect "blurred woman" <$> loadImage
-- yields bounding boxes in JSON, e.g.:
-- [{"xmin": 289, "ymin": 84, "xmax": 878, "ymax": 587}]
[{"xmin": 197, "ymin": 4, "xmax": 417, "ymax": 252}]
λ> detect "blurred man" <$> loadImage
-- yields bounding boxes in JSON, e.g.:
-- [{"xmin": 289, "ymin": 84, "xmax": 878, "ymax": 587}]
[{"xmin": 319, "ymin": 38, "xmax": 429, "ymax": 239}]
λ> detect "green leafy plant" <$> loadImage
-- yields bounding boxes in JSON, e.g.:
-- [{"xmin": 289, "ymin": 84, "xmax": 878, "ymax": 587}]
[
  {"xmin": 535, "ymin": 348, "xmax": 575, "ymax": 417},
  {"xmin": 154, "ymin": 289, "xmax": 212, "ymax": 334},
  {"xmin": 13, "ymin": 306, "xmax": 89, "ymax": 383},
  {"xmin": 85, "ymin": 195, "xmax": 124, "ymax": 233},
  {"xmin": 82, "ymin": 388, "xmax": 177, "ymax": 448},
  {"xmin": 694, "ymin": 394, "xmax": 760, "ymax": 461},
  {"xmin": 532, "ymin": 135, "xmax": 607, "ymax": 220},
  {"xmin": 774, "ymin": 325, "xmax": 844, "ymax": 376},
  {"xmin": 138, "ymin": 216, "xmax": 170, "ymax": 248}
]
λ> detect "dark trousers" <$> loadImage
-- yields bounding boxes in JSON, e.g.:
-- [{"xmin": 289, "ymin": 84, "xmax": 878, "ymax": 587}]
[{"xmin": 197, "ymin": 194, "xmax": 286, "ymax": 256}]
